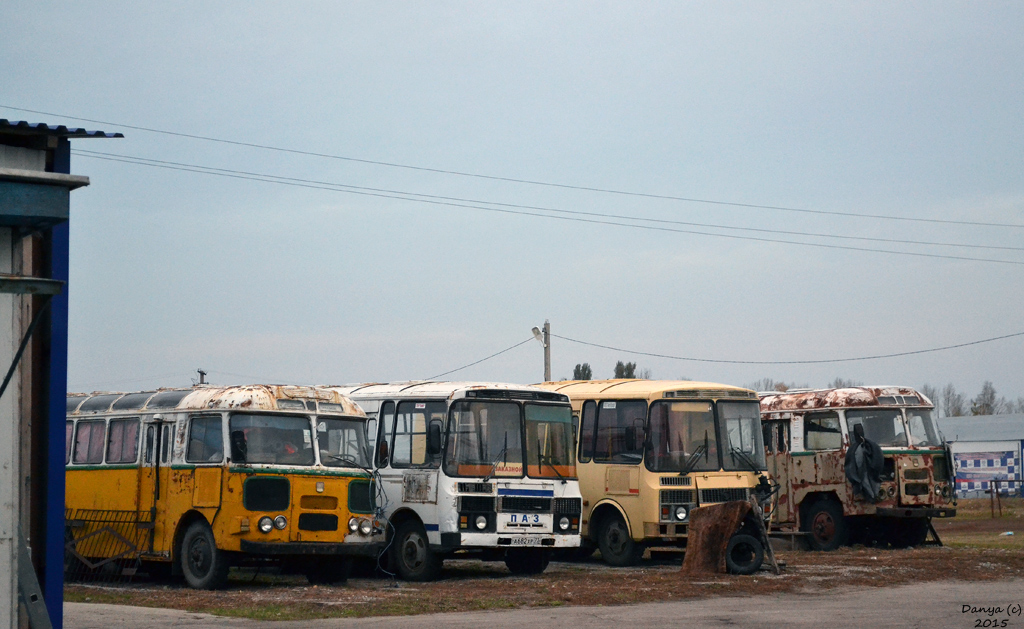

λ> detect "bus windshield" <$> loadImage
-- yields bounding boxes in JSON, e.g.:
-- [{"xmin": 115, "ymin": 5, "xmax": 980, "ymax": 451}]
[
  {"xmin": 525, "ymin": 404, "xmax": 576, "ymax": 479},
  {"xmin": 316, "ymin": 417, "xmax": 372, "ymax": 468},
  {"xmin": 229, "ymin": 413, "xmax": 315, "ymax": 465},
  {"xmin": 846, "ymin": 409, "xmax": 908, "ymax": 447},
  {"xmin": 905, "ymin": 408, "xmax": 942, "ymax": 447},
  {"xmin": 720, "ymin": 401, "xmax": 766, "ymax": 471},
  {"xmin": 444, "ymin": 400, "xmax": 524, "ymax": 478},
  {"xmin": 645, "ymin": 400, "xmax": 720, "ymax": 473}
]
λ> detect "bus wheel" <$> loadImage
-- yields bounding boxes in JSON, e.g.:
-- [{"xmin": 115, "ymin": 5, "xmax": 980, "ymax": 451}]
[
  {"xmin": 305, "ymin": 557, "xmax": 352, "ymax": 585},
  {"xmin": 505, "ymin": 549, "xmax": 550, "ymax": 575},
  {"xmin": 597, "ymin": 514, "xmax": 641, "ymax": 566},
  {"xmin": 180, "ymin": 521, "xmax": 229, "ymax": 589},
  {"xmin": 803, "ymin": 500, "xmax": 848, "ymax": 551},
  {"xmin": 391, "ymin": 520, "xmax": 442, "ymax": 581},
  {"xmin": 725, "ymin": 533, "xmax": 764, "ymax": 575}
]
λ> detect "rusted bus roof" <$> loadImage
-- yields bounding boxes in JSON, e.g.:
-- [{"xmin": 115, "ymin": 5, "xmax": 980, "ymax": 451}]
[
  {"xmin": 332, "ymin": 381, "xmax": 568, "ymax": 402},
  {"xmin": 66, "ymin": 384, "xmax": 366, "ymax": 417},
  {"xmin": 535, "ymin": 379, "xmax": 757, "ymax": 400},
  {"xmin": 758, "ymin": 386, "xmax": 933, "ymax": 412}
]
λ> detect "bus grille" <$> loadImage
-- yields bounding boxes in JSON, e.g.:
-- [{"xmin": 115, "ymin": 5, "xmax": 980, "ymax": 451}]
[
  {"xmin": 243, "ymin": 477, "xmax": 290, "ymax": 511},
  {"xmin": 699, "ymin": 488, "xmax": 749, "ymax": 504},
  {"xmin": 298, "ymin": 513, "xmax": 339, "ymax": 531},
  {"xmin": 499, "ymin": 496, "xmax": 551, "ymax": 512},
  {"xmin": 459, "ymin": 496, "xmax": 495, "ymax": 512},
  {"xmin": 553, "ymin": 498, "xmax": 581, "ymax": 514},
  {"xmin": 347, "ymin": 479, "xmax": 376, "ymax": 514},
  {"xmin": 661, "ymin": 490, "xmax": 695, "ymax": 504},
  {"xmin": 661, "ymin": 476, "xmax": 692, "ymax": 486}
]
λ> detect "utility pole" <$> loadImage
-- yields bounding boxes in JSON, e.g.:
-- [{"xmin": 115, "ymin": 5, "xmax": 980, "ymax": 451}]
[{"xmin": 531, "ymin": 320, "xmax": 551, "ymax": 382}]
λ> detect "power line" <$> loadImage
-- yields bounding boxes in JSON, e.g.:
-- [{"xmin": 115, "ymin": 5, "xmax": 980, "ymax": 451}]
[
  {"xmin": 552, "ymin": 331, "xmax": 1024, "ymax": 365},
  {"xmin": 425, "ymin": 337, "xmax": 534, "ymax": 380},
  {"xmin": 71, "ymin": 149, "xmax": 1024, "ymax": 254},
  {"xmin": 6, "ymin": 104, "xmax": 1023, "ymax": 230},
  {"xmin": 71, "ymin": 150, "xmax": 1024, "ymax": 266}
]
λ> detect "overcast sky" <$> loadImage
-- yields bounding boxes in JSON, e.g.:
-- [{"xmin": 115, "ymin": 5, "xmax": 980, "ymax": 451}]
[{"xmin": 3, "ymin": 2, "xmax": 1022, "ymax": 403}]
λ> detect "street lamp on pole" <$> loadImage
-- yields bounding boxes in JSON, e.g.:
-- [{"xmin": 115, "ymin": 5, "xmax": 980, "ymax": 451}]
[{"xmin": 531, "ymin": 320, "xmax": 551, "ymax": 382}]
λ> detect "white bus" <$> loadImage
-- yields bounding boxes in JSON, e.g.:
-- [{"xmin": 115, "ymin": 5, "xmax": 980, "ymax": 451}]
[{"xmin": 334, "ymin": 382, "xmax": 582, "ymax": 581}]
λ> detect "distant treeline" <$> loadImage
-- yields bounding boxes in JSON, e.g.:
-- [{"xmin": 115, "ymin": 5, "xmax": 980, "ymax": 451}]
[{"xmin": 567, "ymin": 364, "xmax": 1022, "ymax": 418}]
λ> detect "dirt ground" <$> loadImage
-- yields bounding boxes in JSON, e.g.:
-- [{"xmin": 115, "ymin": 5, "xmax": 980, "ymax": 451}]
[{"xmin": 63, "ymin": 498, "xmax": 1024, "ymax": 621}]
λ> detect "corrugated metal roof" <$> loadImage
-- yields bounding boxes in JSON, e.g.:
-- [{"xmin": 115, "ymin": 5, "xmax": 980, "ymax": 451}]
[
  {"xmin": 939, "ymin": 414, "xmax": 1024, "ymax": 442},
  {"xmin": 0, "ymin": 119, "xmax": 123, "ymax": 139}
]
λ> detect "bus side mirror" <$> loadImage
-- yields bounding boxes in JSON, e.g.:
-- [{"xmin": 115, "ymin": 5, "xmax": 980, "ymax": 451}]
[
  {"xmin": 230, "ymin": 430, "xmax": 247, "ymax": 463},
  {"xmin": 427, "ymin": 422, "xmax": 442, "ymax": 455}
]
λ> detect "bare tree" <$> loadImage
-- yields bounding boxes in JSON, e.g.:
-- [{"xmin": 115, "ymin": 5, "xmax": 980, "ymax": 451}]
[
  {"xmin": 971, "ymin": 381, "xmax": 998, "ymax": 416},
  {"xmin": 746, "ymin": 377, "xmax": 801, "ymax": 392},
  {"xmin": 637, "ymin": 368, "xmax": 652, "ymax": 379},
  {"xmin": 829, "ymin": 377, "xmax": 863, "ymax": 388},
  {"xmin": 1015, "ymin": 397, "xmax": 1024, "ymax": 414},
  {"xmin": 573, "ymin": 363, "xmax": 592, "ymax": 380},
  {"xmin": 919, "ymin": 384, "xmax": 940, "ymax": 415},
  {"xmin": 941, "ymin": 383, "xmax": 966, "ymax": 417}
]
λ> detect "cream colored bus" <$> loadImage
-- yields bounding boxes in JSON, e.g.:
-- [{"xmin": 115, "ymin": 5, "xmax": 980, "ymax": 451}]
[{"xmin": 536, "ymin": 380, "xmax": 771, "ymax": 570}]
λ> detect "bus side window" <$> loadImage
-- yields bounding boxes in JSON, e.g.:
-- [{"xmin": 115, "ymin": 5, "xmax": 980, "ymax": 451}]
[
  {"xmin": 804, "ymin": 412, "xmax": 841, "ymax": 451},
  {"xmin": 107, "ymin": 418, "xmax": 141, "ymax": 464},
  {"xmin": 161, "ymin": 424, "xmax": 173, "ymax": 464},
  {"xmin": 594, "ymin": 400, "xmax": 646, "ymax": 463},
  {"xmin": 145, "ymin": 425, "xmax": 156, "ymax": 464},
  {"xmin": 377, "ymin": 401, "xmax": 395, "ymax": 467},
  {"xmin": 65, "ymin": 420, "xmax": 74, "ymax": 464},
  {"xmin": 73, "ymin": 420, "xmax": 106, "ymax": 464},
  {"xmin": 578, "ymin": 401, "xmax": 596, "ymax": 463},
  {"xmin": 187, "ymin": 416, "xmax": 224, "ymax": 463}
]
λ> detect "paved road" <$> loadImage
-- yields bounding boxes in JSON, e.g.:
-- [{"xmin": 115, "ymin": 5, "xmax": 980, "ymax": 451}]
[{"xmin": 66, "ymin": 578, "xmax": 1024, "ymax": 628}]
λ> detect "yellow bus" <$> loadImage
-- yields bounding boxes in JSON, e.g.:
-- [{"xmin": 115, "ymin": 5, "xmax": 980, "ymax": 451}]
[
  {"xmin": 536, "ymin": 379, "xmax": 771, "ymax": 569},
  {"xmin": 64, "ymin": 384, "xmax": 384, "ymax": 589}
]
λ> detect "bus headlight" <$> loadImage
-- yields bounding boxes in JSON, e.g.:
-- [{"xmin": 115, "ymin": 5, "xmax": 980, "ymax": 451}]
[
  {"xmin": 674, "ymin": 506, "xmax": 688, "ymax": 521},
  {"xmin": 348, "ymin": 517, "xmax": 359, "ymax": 533},
  {"xmin": 475, "ymin": 515, "xmax": 488, "ymax": 530},
  {"xmin": 558, "ymin": 516, "xmax": 570, "ymax": 531},
  {"xmin": 274, "ymin": 515, "xmax": 287, "ymax": 530},
  {"xmin": 359, "ymin": 519, "xmax": 373, "ymax": 536},
  {"xmin": 258, "ymin": 516, "xmax": 274, "ymax": 534}
]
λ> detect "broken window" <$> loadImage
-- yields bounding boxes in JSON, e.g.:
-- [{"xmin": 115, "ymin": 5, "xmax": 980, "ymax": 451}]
[{"xmin": 804, "ymin": 412, "xmax": 842, "ymax": 450}]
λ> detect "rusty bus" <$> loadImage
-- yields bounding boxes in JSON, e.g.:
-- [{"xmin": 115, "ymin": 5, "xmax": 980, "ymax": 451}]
[
  {"xmin": 536, "ymin": 380, "xmax": 772, "ymax": 572},
  {"xmin": 65, "ymin": 385, "xmax": 384, "ymax": 588},
  {"xmin": 334, "ymin": 382, "xmax": 582, "ymax": 581},
  {"xmin": 759, "ymin": 386, "xmax": 956, "ymax": 550}
]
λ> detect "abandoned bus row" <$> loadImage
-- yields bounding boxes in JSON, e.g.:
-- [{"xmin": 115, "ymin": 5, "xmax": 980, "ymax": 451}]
[{"xmin": 64, "ymin": 380, "xmax": 955, "ymax": 589}]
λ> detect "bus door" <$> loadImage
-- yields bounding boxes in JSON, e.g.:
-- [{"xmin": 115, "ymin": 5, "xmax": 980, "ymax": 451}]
[
  {"xmin": 186, "ymin": 414, "xmax": 224, "ymax": 509},
  {"xmin": 595, "ymin": 400, "xmax": 645, "ymax": 522},
  {"xmin": 138, "ymin": 418, "xmax": 166, "ymax": 550},
  {"xmin": 391, "ymin": 401, "xmax": 443, "ymax": 504},
  {"xmin": 761, "ymin": 417, "xmax": 792, "ymax": 524}
]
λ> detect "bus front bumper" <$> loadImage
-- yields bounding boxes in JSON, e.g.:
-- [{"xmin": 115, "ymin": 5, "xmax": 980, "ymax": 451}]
[
  {"xmin": 433, "ymin": 533, "xmax": 580, "ymax": 552},
  {"xmin": 239, "ymin": 540, "xmax": 383, "ymax": 556}
]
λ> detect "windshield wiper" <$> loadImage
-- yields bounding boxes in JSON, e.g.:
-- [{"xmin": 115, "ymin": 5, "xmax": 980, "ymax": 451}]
[
  {"xmin": 679, "ymin": 430, "xmax": 710, "ymax": 476},
  {"xmin": 730, "ymin": 447, "xmax": 762, "ymax": 475},
  {"xmin": 537, "ymin": 437, "xmax": 567, "ymax": 484},
  {"xmin": 482, "ymin": 432, "xmax": 509, "ymax": 482}
]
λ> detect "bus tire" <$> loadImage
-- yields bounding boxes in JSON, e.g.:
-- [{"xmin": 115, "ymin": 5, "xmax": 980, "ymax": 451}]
[
  {"xmin": 305, "ymin": 557, "xmax": 352, "ymax": 585},
  {"xmin": 597, "ymin": 513, "xmax": 642, "ymax": 567},
  {"xmin": 505, "ymin": 549, "xmax": 550, "ymax": 575},
  {"xmin": 391, "ymin": 520, "xmax": 442, "ymax": 581},
  {"xmin": 725, "ymin": 533, "xmax": 764, "ymax": 575},
  {"xmin": 802, "ymin": 500, "xmax": 848, "ymax": 551},
  {"xmin": 180, "ymin": 521, "xmax": 229, "ymax": 589}
]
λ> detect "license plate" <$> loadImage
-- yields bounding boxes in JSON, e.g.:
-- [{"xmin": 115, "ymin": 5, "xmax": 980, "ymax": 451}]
[{"xmin": 508, "ymin": 536, "xmax": 543, "ymax": 546}]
